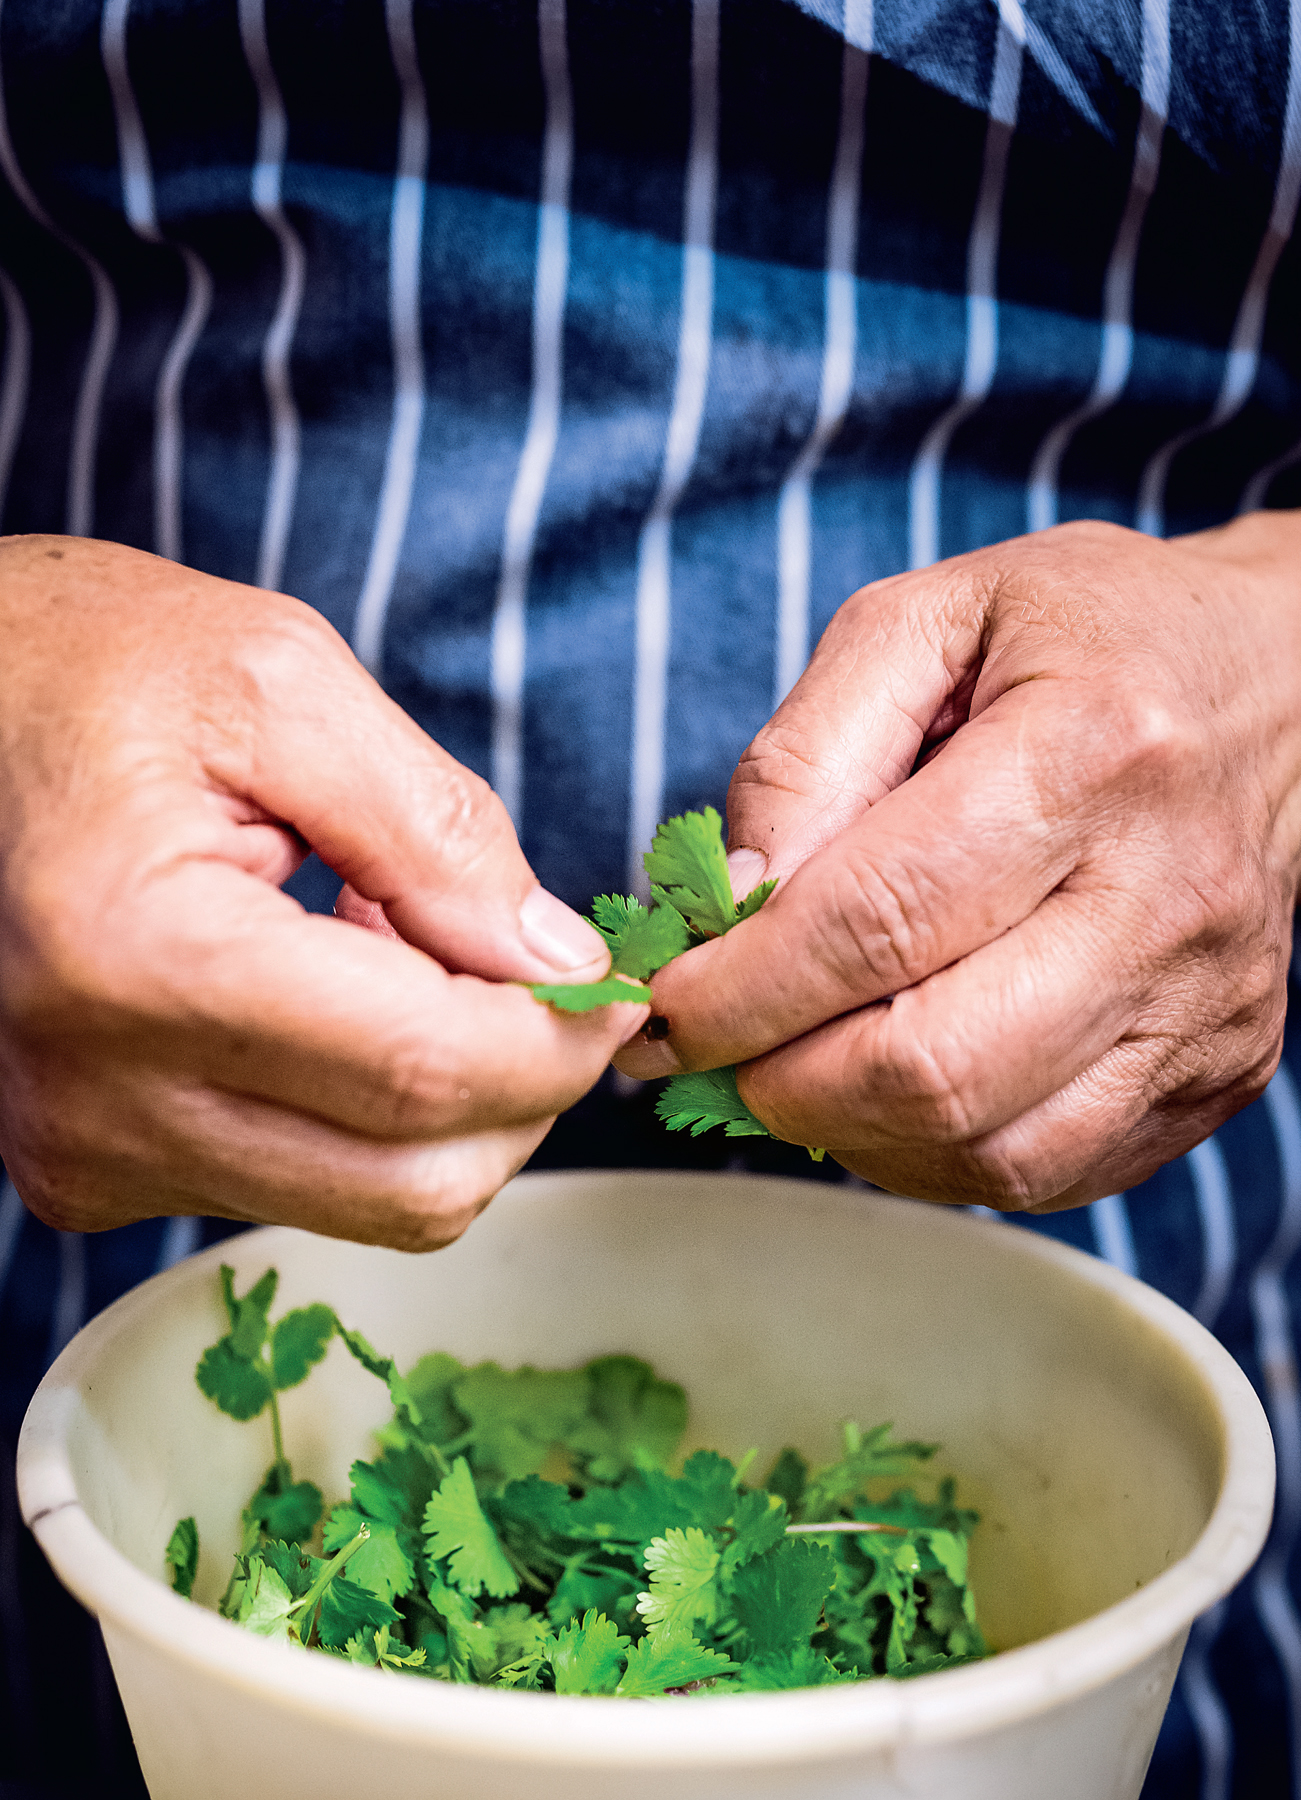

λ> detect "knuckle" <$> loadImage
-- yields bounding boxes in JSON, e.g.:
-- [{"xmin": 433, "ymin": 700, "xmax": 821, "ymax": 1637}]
[
  {"xmin": 951, "ymin": 1142, "xmax": 1041, "ymax": 1211},
  {"xmin": 1088, "ymin": 686, "xmax": 1197, "ymax": 796},
  {"xmin": 0, "ymin": 864, "xmax": 123, "ymax": 1035},
  {"xmin": 731, "ymin": 721, "xmax": 830, "ymax": 804},
  {"xmin": 232, "ymin": 605, "xmax": 343, "ymax": 708},
  {"xmin": 406, "ymin": 763, "xmax": 518, "ymax": 891},
  {"xmin": 880, "ymin": 1028, "xmax": 978, "ymax": 1141},
  {"xmin": 390, "ymin": 1133, "xmax": 537, "ymax": 1253},
  {"xmin": 817, "ymin": 850, "xmax": 940, "ymax": 994}
]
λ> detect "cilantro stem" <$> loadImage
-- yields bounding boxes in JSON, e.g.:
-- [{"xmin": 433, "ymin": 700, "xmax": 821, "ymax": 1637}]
[
  {"xmin": 423, "ymin": 1438, "xmax": 451, "ymax": 1480},
  {"xmin": 290, "ymin": 1523, "xmax": 369, "ymax": 1645},
  {"xmin": 732, "ymin": 1448, "xmax": 759, "ymax": 1486},
  {"xmin": 267, "ymin": 1386, "xmax": 285, "ymax": 1469},
  {"xmin": 788, "ymin": 1521, "xmax": 909, "ymax": 1539}
]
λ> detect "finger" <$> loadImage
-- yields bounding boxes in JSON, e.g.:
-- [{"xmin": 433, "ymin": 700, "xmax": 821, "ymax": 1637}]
[
  {"xmin": 32, "ymin": 856, "xmax": 646, "ymax": 1142},
  {"xmin": 723, "ymin": 564, "xmax": 985, "ymax": 880},
  {"xmin": 739, "ymin": 973, "xmax": 1281, "ymax": 1212},
  {"xmin": 200, "ymin": 597, "xmax": 609, "ymax": 984},
  {"xmin": 335, "ymin": 881, "xmax": 401, "ymax": 940},
  {"xmin": 5, "ymin": 1061, "xmax": 550, "ymax": 1252},
  {"xmin": 730, "ymin": 886, "xmax": 1140, "ymax": 1151},
  {"xmin": 619, "ymin": 678, "xmax": 1094, "ymax": 1079},
  {"xmin": 787, "ymin": 1031, "xmax": 1277, "ymax": 1213}
]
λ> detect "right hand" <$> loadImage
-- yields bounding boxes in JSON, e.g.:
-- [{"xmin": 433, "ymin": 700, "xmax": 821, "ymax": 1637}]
[{"xmin": 0, "ymin": 535, "xmax": 644, "ymax": 1249}]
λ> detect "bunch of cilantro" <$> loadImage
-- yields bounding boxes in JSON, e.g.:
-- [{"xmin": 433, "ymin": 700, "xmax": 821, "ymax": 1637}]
[
  {"xmin": 167, "ymin": 1266, "xmax": 986, "ymax": 1694},
  {"xmin": 531, "ymin": 806, "xmax": 796, "ymax": 1148}
]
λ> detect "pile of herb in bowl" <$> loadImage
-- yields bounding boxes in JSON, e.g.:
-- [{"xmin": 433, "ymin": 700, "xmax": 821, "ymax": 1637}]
[
  {"xmin": 170, "ymin": 1264, "xmax": 985, "ymax": 1694},
  {"xmin": 19, "ymin": 1174, "xmax": 1274, "ymax": 1800}
]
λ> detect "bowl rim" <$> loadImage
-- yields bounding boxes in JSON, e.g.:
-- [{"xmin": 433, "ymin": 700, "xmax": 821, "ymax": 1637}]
[{"xmin": 17, "ymin": 1171, "xmax": 1277, "ymax": 1769}]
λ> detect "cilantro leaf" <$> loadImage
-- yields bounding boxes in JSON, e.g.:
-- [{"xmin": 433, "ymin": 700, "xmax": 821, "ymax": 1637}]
[
  {"xmin": 642, "ymin": 808, "xmax": 736, "ymax": 939},
  {"xmin": 324, "ymin": 1506, "xmax": 415, "ymax": 1604},
  {"xmin": 637, "ymin": 1527, "xmax": 720, "ymax": 1636},
  {"xmin": 609, "ymin": 904, "xmax": 691, "ymax": 980},
  {"xmin": 270, "ymin": 1305, "xmax": 335, "ymax": 1390},
  {"xmin": 549, "ymin": 1609, "xmax": 630, "ymax": 1695},
  {"xmin": 257, "ymin": 1539, "xmax": 318, "ymax": 1600},
  {"xmin": 465, "ymin": 1604, "xmax": 551, "ymax": 1687},
  {"xmin": 678, "ymin": 1450, "xmax": 745, "ymax": 1528},
  {"xmin": 764, "ymin": 1447, "xmax": 808, "ymax": 1511},
  {"xmin": 730, "ymin": 1538, "xmax": 837, "ymax": 1658},
  {"xmin": 546, "ymin": 1563, "xmax": 638, "ymax": 1630},
  {"xmin": 346, "ymin": 1624, "xmax": 428, "ymax": 1671},
  {"xmin": 567, "ymin": 1466, "xmax": 699, "ymax": 1552},
  {"xmin": 655, "ymin": 1066, "xmax": 770, "ymax": 1139},
  {"xmin": 733, "ymin": 878, "xmax": 777, "ymax": 922},
  {"xmin": 165, "ymin": 1517, "xmax": 198, "ymax": 1599},
  {"xmin": 453, "ymin": 1363, "xmax": 589, "ymax": 1485},
  {"xmin": 719, "ymin": 1487, "xmax": 788, "ymax": 1581},
  {"xmin": 490, "ymin": 1472, "xmax": 580, "ymax": 1550},
  {"xmin": 349, "ymin": 1452, "xmax": 434, "ymax": 1532},
  {"xmin": 401, "ymin": 1351, "xmax": 467, "ymax": 1447},
  {"xmin": 423, "ymin": 1457, "xmax": 520, "ymax": 1598},
  {"xmin": 731, "ymin": 1646, "xmax": 849, "ymax": 1690},
  {"xmin": 924, "ymin": 1528, "xmax": 969, "ymax": 1588},
  {"xmin": 220, "ymin": 1264, "xmax": 277, "ymax": 1359},
  {"xmin": 237, "ymin": 1555, "xmax": 297, "ymax": 1641},
  {"xmin": 616, "ymin": 1624, "xmax": 736, "ymax": 1696},
  {"xmin": 334, "ymin": 1320, "xmax": 423, "ymax": 1424},
  {"xmin": 567, "ymin": 1355, "xmax": 687, "ymax": 1481},
  {"xmin": 243, "ymin": 1461, "xmax": 324, "ymax": 1546},
  {"xmin": 801, "ymin": 1423, "xmax": 937, "ymax": 1519},
  {"xmin": 590, "ymin": 893, "xmax": 647, "ymax": 948},
  {"xmin": 317, "ymin": 1575, "xmax": 400, "ymax": 1651},
  {"xmin": 196, "ymin": 1336, "xmax": 273, "ymax": 1421},
  {"xmin": 531, "ymin": 976, "xmax": 653, "ymax": 1012}
]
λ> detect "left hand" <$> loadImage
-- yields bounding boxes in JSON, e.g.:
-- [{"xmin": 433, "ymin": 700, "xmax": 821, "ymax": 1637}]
[{"xmin": 616, "ymin": 515, "xmax": 1301, "ymax": 1211}]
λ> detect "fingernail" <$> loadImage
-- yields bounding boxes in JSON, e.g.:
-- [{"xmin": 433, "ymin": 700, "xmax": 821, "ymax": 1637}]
[
  {"xmin": 613, "ymin": 1027, "xmax": 682, "ymax": 1080},
  {"xmin": 334, "ymin": 885, "xmax": 402, "ymax": 941},
  {"xmin": 726, "ymin": 847, "xmax": 769, "ymax": 903},
  {"xmin": 519, "ymin": 885, "xmax": 608, "ymax": 972}
]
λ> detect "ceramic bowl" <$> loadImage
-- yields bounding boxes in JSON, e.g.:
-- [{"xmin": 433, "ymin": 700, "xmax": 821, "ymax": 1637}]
[{"xmin": 18, "ymin": 1171, "xmax": 1274, "ymax": 1800}]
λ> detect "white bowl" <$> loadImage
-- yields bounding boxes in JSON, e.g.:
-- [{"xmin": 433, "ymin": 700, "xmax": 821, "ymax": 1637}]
[{"xmin": 18, "ymin": 1171, "xmax": 1274, "ymax": 1800}]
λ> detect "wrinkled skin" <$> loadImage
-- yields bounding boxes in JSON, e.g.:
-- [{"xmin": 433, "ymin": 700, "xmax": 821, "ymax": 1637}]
[
  {"xmin": 0, "ymin": 535, "xmax": 645, "ymax": 1249},
  {"xmin": 618, "ymin": 515, "xmax": 1301, "ymax": 1211}
]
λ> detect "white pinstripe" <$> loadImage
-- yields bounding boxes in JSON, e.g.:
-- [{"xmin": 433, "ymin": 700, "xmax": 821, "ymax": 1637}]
[
  {"xmin": 1176, "ymin": 1135, "xmax": 1238, "ymax": 1800},
  {"xmin": 352, "ymin": 0, "xmax": 429, "ymax": 679},
  {"xmin": 773, "ymin": 1, "xmax": 869, "ymax": 709},
  {"xmin": 908, "ymin": 0, "xmax": 1024, "ymax": 571},
  {"xmin": 45, "ymin": 1230, "xmax": 85, "ymax": 1369},
  {"xmin": 101, "ymin": 0, "xmax": 214, "ymax": 565},
  {"xmin": 628, "ymin": 0, "xmax": 720, "ymax": 897},
  {"xmin": 491, "ymin": 0, "xmax": 574, "ymax": 827},
  {"xmin": 0, "ymin": 0, "xmax": 118, "ymax": 537},
  {"xmin": 0, "ymin": 1178, "xmax": 25, "ymax": 1311},
  {"xmin": 1026, "ymin": 0, "xmax": 1169, "ymax": 534},
  {"xmin": 156, "ymin": 1216, "xmax": 200, "ymax": 1272},
  {"xmin": 0, "ymin": 266, "xmax": 29, "ymax": 519},
  {"xmin": 1240, "ymin": 3, "xmax": 1301, "ymax": 514},
  {"xmin": 1139, "ymin": 0, "xmax": 1301, "ymax": 536},
  {"xmin": 1182, "ymin": 1599, "xmax": 1232, "ymax": 1800},
  {"xmin": 239, "ymin": 0, "xmax": 307, "ymax": 594},
  {"xmin": 1089, "ymin": 1191, "xmax": 1136, "ymax": 1276},
  {"xmin": 1189, "ymin": 1136, "xmax": 1236, "ymax": 1331},
  {"xmin": 1251, "ymin": 1066, "xmax": 1301, "ymax": 1800}
]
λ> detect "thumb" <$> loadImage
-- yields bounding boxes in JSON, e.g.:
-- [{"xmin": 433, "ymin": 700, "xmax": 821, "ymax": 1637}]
[
  {"xmin": 724, "ymin": 565, "xmax": 985, "ymax": 888},
  {"xmin": 213, "ymin": 610, "xmax": 608, "ymax": 985}
]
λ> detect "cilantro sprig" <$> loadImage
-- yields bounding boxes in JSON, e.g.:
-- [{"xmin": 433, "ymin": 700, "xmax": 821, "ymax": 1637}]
[
  {"xmin": 177, "ymin": 1267, "xmax": 986, "ymax": 1693},
  {"xmin": 530, "ymin": 807, "xmax": 808, "ymax": 1154}
]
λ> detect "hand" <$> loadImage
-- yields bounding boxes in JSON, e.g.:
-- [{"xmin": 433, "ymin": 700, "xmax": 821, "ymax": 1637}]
[
  {"xmin": 617, "ymin": 515, "xmax": 1301, "ymax": 1210},
  {"xmin": 0, "ymin": 536, "xmax": 644, "ymax": 1247}
]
